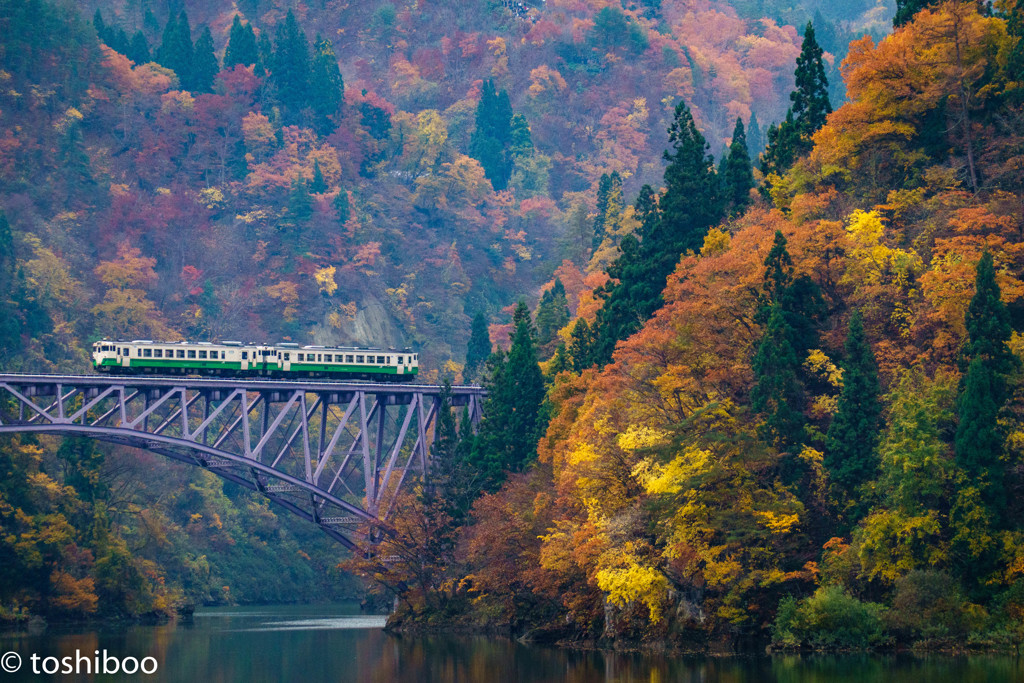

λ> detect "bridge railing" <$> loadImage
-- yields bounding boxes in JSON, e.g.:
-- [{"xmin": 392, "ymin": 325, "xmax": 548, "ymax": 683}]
[{"xmin": 0, "ymin": 374, "xmax": 485, "ymax": 549}]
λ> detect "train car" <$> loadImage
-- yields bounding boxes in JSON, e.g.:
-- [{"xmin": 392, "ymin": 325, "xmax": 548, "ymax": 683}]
[{"xmin": 91, "ymin": 340, "xmax": 419, "ymax": 382}]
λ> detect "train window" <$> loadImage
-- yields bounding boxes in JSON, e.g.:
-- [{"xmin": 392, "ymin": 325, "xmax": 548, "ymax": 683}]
[
  {"xmin": 177, "ymin": 350, "xmax": 185, "ymax": 358},
  {"xmin": 356, "ymin": 355, "xmax": 364, "ymax": 363},
  {"xmin": 242, "ymin": 352, "xmax": 248, "ymax": 360},
  {"xmin": 298, "ymin": 353, "xmax": 304, "ymax": 361},
  {"xmin": 187, "ymin": 350, "xmax": 196, "ymax": 358},
  {"xmin": 398, "ymin": 356, "xmax": 404, "ymax": 364},
  {"xmin": 154, "ymin": 349, "xmax": 163, "ymax": 358},
  {"xmin": 143, "ymin": 349, "xmax": 152, "ymax": 357},
  {"xmin": 325, "ymin": 354, "xmax": 333, "ymax": 362},
  {"xmin": 284, "ymin": 353, "xmax": 290, "ymax": 361},
  {"xmin": 376, "ymin": 355, "xmax": 385, "ymax": 364},
  {"xmin": 346, "ymin": 355, "xmax": 354, "ymax": 363},
  {"xmin": 221, "ymin": 351, "xmax": 226, "ymax": 359},
  {"xmin": 386, "ymin": 356, "xmax": 391, "ymax": 364},
  {"xmin": 198, "ymin": 350, "xmax": 207, "ymax": 359}
]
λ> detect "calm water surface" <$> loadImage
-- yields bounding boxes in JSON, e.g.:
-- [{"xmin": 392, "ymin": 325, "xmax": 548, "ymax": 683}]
[{"xmin": 1, "ymin": 603, "xmax": 1022, "ymax": 682}]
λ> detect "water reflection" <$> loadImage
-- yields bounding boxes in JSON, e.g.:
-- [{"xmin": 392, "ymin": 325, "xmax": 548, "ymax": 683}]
[{"xmin": 0, "ymin": 605, "xmax": 1021, "ymax": 682}]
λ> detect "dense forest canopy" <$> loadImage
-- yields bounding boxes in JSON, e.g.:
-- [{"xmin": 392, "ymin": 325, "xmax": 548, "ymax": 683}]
[{"xmin": 22, "ymin": 0, "xmax": 1024, "ymax": 647}]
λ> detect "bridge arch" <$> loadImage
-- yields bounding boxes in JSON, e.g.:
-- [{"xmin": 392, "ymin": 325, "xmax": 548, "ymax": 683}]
[{"xmin": 0, "ymin": 375, "xmax": 485, "ymax": 549}]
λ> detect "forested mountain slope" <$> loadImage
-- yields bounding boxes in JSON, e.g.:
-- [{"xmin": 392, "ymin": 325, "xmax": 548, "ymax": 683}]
[
  {"xmin": 365, "ymin": 0, "xmax": 1024, "ymax": 651},
  {"xmin": 0, "ymin": 0, "xmax": 892, "ymax": 620}
]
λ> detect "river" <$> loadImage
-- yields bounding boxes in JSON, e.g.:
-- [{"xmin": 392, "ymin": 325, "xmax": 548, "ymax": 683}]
[{"xmin": 1, "ymin": 603, "xmax": 1022, "ymax": 681}]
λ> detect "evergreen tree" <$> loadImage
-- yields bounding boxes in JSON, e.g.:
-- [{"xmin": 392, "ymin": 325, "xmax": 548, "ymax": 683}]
[
  {"xmin": 590, "ymin": 101, "xmax": 723, "ymax": 367},
  {"xmin": 509, "ymin": 113, "xmax": 533, "ymax": 158},
  {"xmin": 592, "ymin": 172, "xmax": 613, "ymax": 252},
  {"xmin": 469, "ymin": 80, "xmax": 514, "ymax": 191},
  {"xmin": 535, "ymin": 279, "xmax": 570, "ymax": 350},
  {"xmin": 255, "ymin": 33, "xmax": 273, "ymax": 78},
  {"xmin": 0, "ymin": 211, "xmax": 19, "ymax": 354},
  {"xmin": 1006, "ymin": 0, "xmax": 1024, "ymax": 84},
  {"xmin": 92, "ymin": 9, "xmax": 106, "ymax": 41},
  {"xmin": 309, "ymin": 35, "xmax": 344, "ymax": 135},
  {"xmin": 760, "ymin": 110, "xmax": 801, "ymax": 188},
  {"xmin": 128, "ymin": 31, "xmax": 150, "ymax": 65},
  {"xmin": 286, "ymin": 178, "xmax": 313, "ymax": 224},
  {"xmin": 752, "ymin": 303, "xmax": 806, "ymax": 456},
  {"xmin": 894, "ymin": 0, "xmax": 940, "ymax": 27},
  {"xmin": 547, "ymin": 342, "xmax": 570, "ymax": 377},
  {"xmin": 791, "ymin": 22, "xmax": 832, "ymax": 143},
  {"xmin": 569, "ymin": 318, "xmax": 594, "ymax": 372},
  {"xmin": 722, "ymin": 117, "xmax": 755, "ymax": 214},
  {"xmin": 272, "ymin": 9, "xmax": 311, "ymax": 123},
  {"xmin": 469, "ymin": 302, "xmax": 546, "ymax": 490},
  {"xmin": 310, "ymin": 160, "xmax": 328, "ymax": 194},
  {"xmin": 224, "ymin": 15, "xmax": 258, "ymax": 69},
  {"xmin": 464, "ymin": 312, "xmax": 491, "ymax": 382},
  {"xmin": 956, "ymin": 253, "xmax": 1018, "ymax": 512},
  {"xmin": 757, "ymin": 230, "xmax": 824, "ymax": 358},
  {"xmin": 156, "ymin": 12, "xmax": 193, "ymax": 90},
  {"xmin": 191, "ymin": 26, "xmax": 219, "ymax": 94},
  {"xmin": 657, "ymin": 99, "xmax": 724, "ymax": 254},
  {"xmin": 748, "ymin": 110, "xmax": 764, "ymax": 160},
  {"xmin": 825, "ymin": 311, "xmax": 882, "ymax": 504},
  {"xmin": 333, "ymin": 188, "xmax": 350, "ymax": 226},
  {"xmin": 426, "ymin": 380, "xmax": 475, "ymax": 523}
]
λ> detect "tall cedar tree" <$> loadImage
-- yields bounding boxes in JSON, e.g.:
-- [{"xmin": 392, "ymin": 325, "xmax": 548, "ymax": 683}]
[
  {"xmin": 589, "ymin": 105, "xmax": 723, "ymax": 366},
  {"xmin": 747, "ymin": 110, "xmax": 764, "ymax": 159},
  {"xmin": 790, "ymin": 22, "xmax": 832, "ymax": 141},
  {"xmin": 272, "ymin": 9, "xmax": 311, "ymax": 124},
  {"xmin": 333, "ymin": 189, "xmax": 350, "ymax": 226},
  {"xmin": 128, "ymin": 31, "xmax": 150, "ymax": 65},
  {"xmin": 751, "ymin": 303, "xmax": 806, "ymax": 458},
  {"xmin": 469, "ymin": 80, "xmax": 514, "ymax": 191},
  {"xmin": 723, "ymin": 117, "xmax": 755, "ymax": 214},
  {"xmin": 758, "ymin": 230, "xmax": 824, "ymax": 358},
  {"xmin": 569, "ymin": 318, "xmax": 594, "ymax": 372},
  {"xmin": 224, "ymin": 15, "xmax": 258, "ymax": 69},
  {"xmin": 592, "ymin": 172, "xmax": 620, "ymax": 250},
  {"xmin": 191, "ymin": 27, "xmax": 218, "ymax": 94},
  {"xmin": 0, "ymin": 212, "xmax": 18, "ymax": 353},
  {"xmin": 156, "ymin": 12, "xmax": 193, "ymax": 90},
  {"xmin": 464, "ymin": 312, "xmax": 491, "ymax": 382},
  {"xmin": 535, "ymin": 279, "xmax": 570, "ymax": 352},
  {"xmin": 825, "ymin": 310, "xmax": 882, "ymax": 508},
  {"xmin": 468, "ymin": 302, "xmax": 546, "ymax": 491},
  {"xmin": 956, "ymin": 253, "xmax": 1018, "ymax": 512},
  {"xmin": 425, "ymin": 380, "xmax": 474, "ymax": 524},
  {"xmin": 310, "ymin": 160, "xmax": 328, "ymax": 194},
  {"xmin": 894, "ymin": 0, "xmax": 941, "ymax": 26},
  {"xmin": 761, "ymin": 23, "xmax": 831, "ymax": 179},
  {"xmin": 309, "ymin": 35, "xmax": 344, "ymax": 135}
]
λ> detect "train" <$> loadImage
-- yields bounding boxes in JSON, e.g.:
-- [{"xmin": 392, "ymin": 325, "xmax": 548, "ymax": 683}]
[{"xmin": 91, "ymin": 339, "xmax": 419, "ymax": 382}]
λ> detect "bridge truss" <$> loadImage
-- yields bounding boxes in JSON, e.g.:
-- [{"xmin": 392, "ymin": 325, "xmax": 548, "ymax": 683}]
[{"xmin": 0, "ymin": 375, "xmax": 485, "ymax": 550}]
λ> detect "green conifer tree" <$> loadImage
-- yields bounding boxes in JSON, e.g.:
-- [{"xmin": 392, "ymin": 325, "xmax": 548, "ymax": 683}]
[
  {"xmin": 333, "ymin": 189, "xmax": 350, "ymax": 226},
  {"xmin": 723, "ymin": 117, "xmax": 755, "ymax": 214},
  {"xmin": 0, "ymin": 211, "xmax": 19, "ymax": 353},
  {"xmin": 894, "ymin": 0, "xmax": 940, "ymax": 27},
  {"xmin": 255, "ymin": 33, "xmax": 273, "ymax": 78},
  {"xmin": 157, "ymin": 12, "xmax": 194, "ymax": 90},
  {"xmin": 464, "ymin": 312, "xmax": 492, "ymax": 382},
  {"xmin": 469, "ymin": 302, "xmax": 546, "ymax": 491},
  {"xmin": 535, "ymin": 279, "xmax": 570, "ymax": 350},
  {"xmin": 760, "ymin": 110, "xmax": 800, "ymax": 180},
  {"xmin": 272, "ymin": 9, "xmax": 311, "ymax": 123},
  {"xmin": 128, "ymin": 31, "xmax": 150, "ymax": 65},
  {"xmin": 286, "ymin": 178, "xmax": 313, "ymax": 224},
  {"xmin": 792, "ymin": 22, "xmax": 832, "ymax": 142},
  {"xmin": 191, "ymin": 26, "xmax": 219, "ymax": 93},
  {"xmin": 310, "ymin": 160, "xmax": 328, "ymax": 194},
  {"xmin": 747, "ymin": 110, "xmax": 764, "ymax": 160},
  {"xmin": 955, "ymin": 252, "xmax": 1019, "ymax": 512},
  {"xmin": 569, "ymin": 318, "xmax": 594, "ymax": 372},
  {"xmin": 825, "ymin": 310, "xmax": 882, "ymax": 504},
  {"xmin": 592, "ymin": 172, "xmax": 613, "ymax": 252},
  {"xmin": 309, "ymin": 35, "xmax": 344, "ymax": 135},
  {"xmin": 224, "ymin": 15, "xmax": 258, "ymax": 69},
  {"xmin": 469, "ymin": 80, "xmax": 514, "ymax": 190},
  {"xmin": 547, "ymin": 342, "xmax": 570, "ymax": 378},
  {"xmin": 752, "ymin": 303, "xmax": 806, "ymax": 457}
]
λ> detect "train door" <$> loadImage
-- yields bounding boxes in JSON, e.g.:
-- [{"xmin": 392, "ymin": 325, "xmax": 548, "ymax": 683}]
[{"xmin": 281, "ymin": 351, "xmax": 291, "ymax": 372}]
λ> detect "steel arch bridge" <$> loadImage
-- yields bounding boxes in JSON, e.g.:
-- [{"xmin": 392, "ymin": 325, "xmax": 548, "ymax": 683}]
[{"xmin": 0, "ymin": 374, "xmax": 485, "ymax": 550}]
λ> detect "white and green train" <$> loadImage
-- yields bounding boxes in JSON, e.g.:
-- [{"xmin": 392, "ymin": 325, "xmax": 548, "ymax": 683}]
[{"xmin": 91, "ymin": 340, "xmax": 419, "ymax": 382}]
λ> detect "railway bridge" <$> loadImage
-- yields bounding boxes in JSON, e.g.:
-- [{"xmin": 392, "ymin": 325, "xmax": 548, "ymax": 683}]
[{"xmin": 0, "ymin": 374, "xmax": 485, "ymax": 549}]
